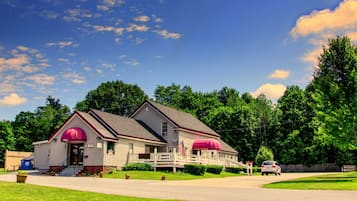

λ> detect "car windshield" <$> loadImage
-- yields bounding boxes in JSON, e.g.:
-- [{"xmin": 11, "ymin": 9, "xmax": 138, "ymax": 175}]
[{"xmin": 263, "ymin": 161, "xmax": 273, "ymax": 165}]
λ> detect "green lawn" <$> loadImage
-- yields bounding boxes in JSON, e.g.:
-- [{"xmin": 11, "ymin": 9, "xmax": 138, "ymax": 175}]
[
  {"xmin": 104, "ymin": 170, "xmax": 243, "ymax": 180},
  {"xmin": 264, "ymin": 172, "xmax": 357, "ymax": 190},
  {"xmin": 0, "ymin": 168, "xmax": 4, "ymax": 174},
  {"xmin": 0, "ymin": 181, "xmax": 180, "ymax": 201}
]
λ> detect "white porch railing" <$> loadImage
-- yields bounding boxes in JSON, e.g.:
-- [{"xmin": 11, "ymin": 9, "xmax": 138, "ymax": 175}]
[{"xmin": 128, "ymin": 150, "xmax": 245, "ymax": 172}]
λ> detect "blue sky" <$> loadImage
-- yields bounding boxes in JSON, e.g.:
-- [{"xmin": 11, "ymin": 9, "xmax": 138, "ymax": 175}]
[{"xmin": 1, "ymin": 0, "xmax": 357, "ymax": 120}]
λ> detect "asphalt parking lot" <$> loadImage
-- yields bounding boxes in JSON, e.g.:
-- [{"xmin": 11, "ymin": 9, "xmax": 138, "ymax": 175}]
[{"xmin": 1, "ymin": 172, "xmax": 357, "ymax": 201}]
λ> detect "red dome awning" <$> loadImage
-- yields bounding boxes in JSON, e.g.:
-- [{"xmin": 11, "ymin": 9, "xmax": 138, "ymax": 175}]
[
  {"xmin": 61, "ymin": 127, "xmax": 87, "ymax": 142},
  {"xmin": 192, "ymin": 138, "xmax": 222, "ymax": 150}
]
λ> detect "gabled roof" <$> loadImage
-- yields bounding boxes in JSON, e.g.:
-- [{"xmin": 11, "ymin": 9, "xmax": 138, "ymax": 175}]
[
  {"xmin": 90, "ymin": 109, "xmax": 166, "ymax": 143},
  {"xmin": 218, "ymin": 139, "xmax": 238, "ymax": 154},
  {"xmin": 48, "ymin": 111, "xmax": 118, "ymax": 142},
  {"xmin": 131, "ymin": 100, "xmax": 220, "ymax": 137},
  {"xmin": 77, "ymin": 111, "xmax": 117, "ymax": 140}
]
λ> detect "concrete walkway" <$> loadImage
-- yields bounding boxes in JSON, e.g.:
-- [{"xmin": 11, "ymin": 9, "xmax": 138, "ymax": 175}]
[{"xmin": 1, "ymin": 173, "xmax": 357, "ymax": 201}]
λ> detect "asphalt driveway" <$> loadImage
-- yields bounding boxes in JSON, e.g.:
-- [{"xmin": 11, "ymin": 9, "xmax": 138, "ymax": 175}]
[{"xmin": 1, "ymin": 172, "xmax": 357, "ymax": 201}]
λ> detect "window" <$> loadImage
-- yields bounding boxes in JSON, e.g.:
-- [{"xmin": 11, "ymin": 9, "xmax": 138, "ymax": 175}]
[
  {"xmin": 107, "ymin": 141, "xmax": 115, "ymax": 154},
  {"xmin": 161, "ymin": 122, "xmax": 168, "ymax": 136}
]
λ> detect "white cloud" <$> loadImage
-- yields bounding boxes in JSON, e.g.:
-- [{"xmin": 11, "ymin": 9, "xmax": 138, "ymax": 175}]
[
  {"xmin": 0, "ymin": 80, "xmax": 15, "ymax": 94},
  {"xmin": 97, "ymin": 0, "xmax": 125, "ymax": 11},
  {"xmin": 24, "ymin": 74, "xmax": 55, "ymax": 85},
  {"xmin": 93, "ymin": 25, "xmax": 124, "ymax": 35},
  {"xmin": 134, "ymin": 15, "xmax": 150, "ymax": 22},
  {"xmin": 0, "ymin": 93, "xmax": 27, "ymax": 106},
  {"xmin": 22, "ymin": 66, "xmax": 40, "ymax": 73},
  {"xmin": 134, "ymin": 37, "xmax": 145, "ymax": 45},
  {"xmin": 302, "ymin": 47, "xmax": 323, "ymax": 65},
  {"xmin": 63, "ymin": 8, "xmax": 99, "ymax": 22},
  {"xmin": 16, "ymin": 46, "xmax": 29, "ymax": 51},
  {"xmin": 63, "ymin": 72, "xmax": 86, "ymax": 84},
  {"xmin": 97, "ymin": 5, "xmax": 110, "ymax": 11},
  {"xmin": 40, "ymin": 10, "xmax": 59, "ymax": 19},
  {"xmin": 124, "ymin": 60, "xmax": 140, "ymax": 66},
  {"xmin": 58, "ymin": 58, "xmax": 70, "ymax": 63},
  {"xmin": 269, "ymin": 69, "xmax": 291, "ymax": 80},
  {"xmin": 154, "ymin": 29, "xmax": 181, "ymax": 39},
  {"xmin": 127, "ymin": 24, "xmax": 149, "ymax": 32},
  {"xmin": 250, "ymin": 83, "xmax": 287, "ymax": 100},
  {"xmin": 347, "ymin": 31, "xmax": 357, "ymax": 41},
  {"xmin": 291, "ymin": 0, "xmax": 357, "ymax": 38},
  {"xmin": 83, "ymin": 66, "xmax": 91, "ymax": 71},
  {"xmin": 47, "ymin": 40, "xmax": 77, "ymax": 48}
]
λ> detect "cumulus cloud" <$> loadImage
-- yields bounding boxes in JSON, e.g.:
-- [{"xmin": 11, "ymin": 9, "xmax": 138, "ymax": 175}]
[
  {"xmin": 134, "ymin": 15, "xmax": 150, "ymax": 22},
  {"xmin": 0, "ymin": 93, "xmax": 27, "ymax": 106},
  {"xmin": 24, "ymin": 74, "xmax": 55, "ymax": 85},
  {"xmin": 63, "ymin": 8, "xmax": 100, "ymax": 22},
  {"xmin": 291, "ymin": 0, "xmax": 357, "ymax": 38},
  {"xmin": 93, "ymin": 25, "xmax": 124, "ymax": 35},
  {"xmin": 127, "ymin": 24, "xmax": 149, "ymax": 32},
  {"xmin": 97, "ymin": 0, "xmax": 125, "ymax": 11},
  {"xmin": 63, "ymin": 72, "xmax": 86, "ymax": 84},
  {"xmin": 347, "ymin": 31, "xmax": 357, "ymax": 41},
  {"xmin": 154, "ymin": 29, "xmax": 181, "ymax": 39},
  {"xmin": 250, "ymin": 83, "xmax": 287, "ymax": 100},
  {"xmin": 269, "ymin": 69, "xmax": 290, "ymax": 80},
  {"xmin": 302, "ymin": 47, "xmax": 323, "ymax": 65}
]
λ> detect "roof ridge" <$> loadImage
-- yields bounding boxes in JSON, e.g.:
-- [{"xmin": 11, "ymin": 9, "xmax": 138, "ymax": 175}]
[
  {"xmin": 88, "ymin": 109, "xmax": 120, "ymax": 138},
  {"xmin": 145, "ymin": 100, "xmax": 220, "ymax": 137}
]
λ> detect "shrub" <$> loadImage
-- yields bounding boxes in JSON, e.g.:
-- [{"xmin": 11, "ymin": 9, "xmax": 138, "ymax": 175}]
[
  {"xmin": 253, "ymin": 166, "xmax": 261, "ymax": 173},
  {"xmin": 184, "ymin": 164, "xmax": 206, "ymax": 176},
  {"xmin": 122, "ymin": 163, "xmax": 154, "ymax": 171},
  {"xmin": 206, "ymin": 165, "xmax": 223, "ymax": 174},
  {"xmin": 225, "ymin": 167, "xmax": 243, "ymax": 174},
  {"xmin": 255, "ymin": 146, "xmax": 274, "ymax": 166}
]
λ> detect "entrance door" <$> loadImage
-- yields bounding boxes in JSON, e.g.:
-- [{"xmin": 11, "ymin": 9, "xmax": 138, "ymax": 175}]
[{"xmin": 69, "ymin": 143, "xmax": 84, "ymax": 165}]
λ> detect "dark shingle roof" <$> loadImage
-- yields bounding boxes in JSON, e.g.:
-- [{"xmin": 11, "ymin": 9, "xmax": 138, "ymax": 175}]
[
  {"xmin": 218, "ymin": 138, "xmax": 238, "ymax": 154},
  {"xmin": 90, "ymin": 109, "xmax": 165, "ymax": 143},
  {"xmin": 77, "ymin": 111, "xmax": 117, "ymax": 140},
  {"xmin": 145, "ymin": 101, "xmax": 220, "ymax": 137}
]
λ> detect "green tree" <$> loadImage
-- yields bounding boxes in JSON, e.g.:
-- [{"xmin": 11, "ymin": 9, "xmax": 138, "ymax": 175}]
[
  {"xmin": 75, "ymin": 80, "xmax": 148, "ymax": 116},
  {"xmin": 275, "ymin": 85, "xmax": 314, "ymax": 164},
  {"xmin": 0, "ymin": 121, "xmax": 16, "ymax": 166},
  {"xmin": 307, "ymin": 36, "xmax": 357, "ymax": 164},
  {"xmin": 255, "ymin": 146, "xmax": 274, "ymax": 166},
  {"xmin": 12, "ymin": 112, "xmax": 37, "ymax": 151},
  {"xmin": 11, "ymin": 96, "xmax": 70, "ymax": 151}
]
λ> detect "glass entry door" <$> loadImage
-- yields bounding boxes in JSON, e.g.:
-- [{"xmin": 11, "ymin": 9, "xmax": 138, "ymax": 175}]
[{"xmin": 69, "ymin": 143, "xmax": 84, "ymax": 165}]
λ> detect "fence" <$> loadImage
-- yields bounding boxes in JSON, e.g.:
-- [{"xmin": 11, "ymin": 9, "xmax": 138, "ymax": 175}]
[
  {"xmin": 129, "ymin": 151, "xmax": 244, "ymax": 172},
  {"xmin": 280, "ymin": 163, "xmax": 340, "ymax": 172},
  {"xmin": 4, "ymin": 150, "xmax": 33, "ymax": 172}
]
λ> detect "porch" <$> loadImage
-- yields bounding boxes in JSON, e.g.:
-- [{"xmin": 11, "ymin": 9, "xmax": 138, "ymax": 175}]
[{"xmin": 128, "ymin": 148, "xmax": 245, "ymax": 172}]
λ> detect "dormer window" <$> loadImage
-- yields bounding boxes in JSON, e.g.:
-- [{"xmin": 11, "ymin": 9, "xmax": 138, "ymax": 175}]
[{"xmin": 161, "ymin": 122, "xmax": 168, "ymax": 136}]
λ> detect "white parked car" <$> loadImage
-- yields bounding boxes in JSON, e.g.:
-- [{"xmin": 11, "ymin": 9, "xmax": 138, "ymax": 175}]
[{"xmin": 261, "ymin": 161, "xmax": 281, "ymax": 175}]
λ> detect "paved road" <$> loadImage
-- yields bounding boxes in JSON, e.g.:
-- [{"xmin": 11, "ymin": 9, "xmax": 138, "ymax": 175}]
[{"xmin": 1, "ymin": 173, "xmax": 357, "ymax": 201}]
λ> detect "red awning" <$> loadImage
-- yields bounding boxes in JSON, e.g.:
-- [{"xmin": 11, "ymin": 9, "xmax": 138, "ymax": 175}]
[
  {"xmin": 192, "ymin": 138, "xmax": 222, "ymax": 150},
  {"xmin": 61, "ymin": 127, "xmax": 87, "ymax": 142}
]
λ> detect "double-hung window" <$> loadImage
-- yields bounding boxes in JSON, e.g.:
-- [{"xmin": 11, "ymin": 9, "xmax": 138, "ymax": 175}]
[{"xmin": 161, "ymin": 122, "xmax": 168, "ymax": 136}]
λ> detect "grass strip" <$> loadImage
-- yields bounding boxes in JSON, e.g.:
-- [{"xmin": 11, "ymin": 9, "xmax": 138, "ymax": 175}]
[
  {"xmin": 0, "ymin": 181, "xmax": 180, "ymax": 201},
  {"xmin": 264, "ymin": 172, "xmax": 357, "ymax": 190},
  {"xmin": 104, "ymin": 170, "xmax": 242, "ymax": 180}
]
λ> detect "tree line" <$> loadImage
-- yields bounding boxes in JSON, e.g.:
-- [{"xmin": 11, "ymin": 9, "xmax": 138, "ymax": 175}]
[{"xmin": 1, "ymin": 36, "xmax": 356, "ymax": 167}]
